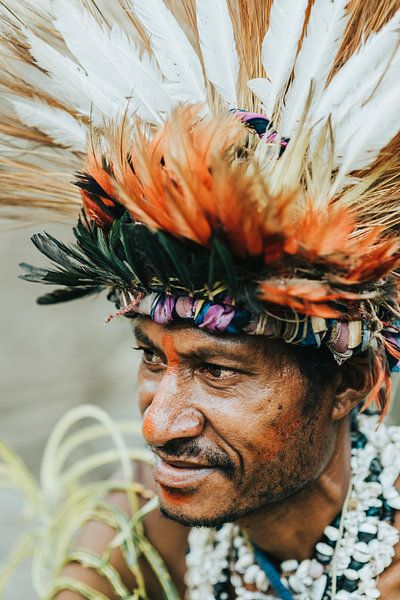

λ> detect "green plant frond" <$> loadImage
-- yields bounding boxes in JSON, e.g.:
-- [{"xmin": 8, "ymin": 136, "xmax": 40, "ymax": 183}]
[
  {"xmin": 40, "ymin": 404, "xmax": 135, "ymax": 499},
  {"xmin": 111, "ymin": 496, "xmax": 159, "ymax": 551},
  {"xmin": 0, "ymin": 441, "xmax": 42, "ymax": 516},
  {"xmin": 61, "ymin": 449, "xmax": 153, "ymax": 488},
  {"xmin": 0, "ymin": 532, "xmax": 38, "ymax": 596},
  {"xmin": 55, "ymin": 421, "xmax": 143, "ymax": 474},
  {"xmin": 0, "ymin": 405, "xmax": 180, "ymax": 599},
  {"xmin": 136, "ymin": 535, "xmax": 181, "ymax": 600},
  {"xmin": 66, "ymin": 550, "xmax": 131, "ymax": 598},
  {"xmin": 47, "ymin": 576, "xmax": 112, "ymax": 600}
]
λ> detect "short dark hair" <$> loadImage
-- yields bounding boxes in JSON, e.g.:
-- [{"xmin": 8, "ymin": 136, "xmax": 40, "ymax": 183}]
[{"xmin": 290, "ymin": 344, "xmax": 339, "ymax": 415}]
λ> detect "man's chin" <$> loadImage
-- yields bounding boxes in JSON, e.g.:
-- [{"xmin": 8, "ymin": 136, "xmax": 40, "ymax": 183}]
[
  {"xmin": 160, "ymin": 505, "xmax": 235, "ymax": 528},
  {"xmin": 158, "ymin": 491, "xmax": 260, "ymax": 528}
]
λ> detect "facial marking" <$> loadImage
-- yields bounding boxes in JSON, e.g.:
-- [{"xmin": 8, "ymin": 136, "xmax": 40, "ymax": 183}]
[
  {"xmin": 159, "ymin": 486, "xmax": 194, "ymax": 505},
  {"xmin": 142, "ymin": 414, "xmax": 155, "ymax": 439},
  {"xmin": 162, "ymin": 333, "xmax": 180, "ymax": 368}
]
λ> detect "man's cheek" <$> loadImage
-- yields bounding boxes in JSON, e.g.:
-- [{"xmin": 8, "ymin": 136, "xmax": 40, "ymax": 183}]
[
  {"xmin": 238, "ymin": 420, "xmax": 290, "ymax": 455},
  {"xmin": 137, "ymin": 371, "xmax": 159, "ymax": 414}
]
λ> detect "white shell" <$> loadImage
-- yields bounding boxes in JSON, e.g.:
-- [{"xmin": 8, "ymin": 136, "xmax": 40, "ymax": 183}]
[
  {"xmin": 281, "ymin": 558, "xmax": 299, "ymax": 573},
  {"xmin": 309, "ymin": 560, "xmax": 324, "ymax": 579},
  {"xmin": 335, "ymin": 591, "xmax": 351, "ymax": 600},
  {"xmin": 353, "ymin": 549, "xmax": 371, "ymax": 563},
  {"xmin": 255, "ymin": 569, "xmax": 269, "ymax": 592},
  {"xmin": 288, "ymin": 574, "xmax": 304, "ymax": 593},
  {"xmin": 315, "ymin": 542, "xmax": 334, "ymax": 557},
  {"xmin": 324, "ymin": 525, "xmax": 340, "ymax": 541},
  {"xmin": 381, "ymin": 443, "xmax": 395, "ymax": 467},
  {"xmin": 354, "ymin": 541, "xmax": 371, "ymax": 554},
  {"xmin": 310, "ymin": 574, "xmax": 328, "ymax": 600},
  {"xmin": 243, "ymin": 564, "xmax": 260, "ymax": 585},
  {"xmin": 360, "ymin": 523, "xmax": 378, "ymax": 535},
  {"xmin": 296, "ymin": 559, "xmax": 311, "ymax": 578},
  {"xmin": 235, "ymin": 553, "xmax": 254, "ymax": 572},
  {"xmin": 386, "ymin": 495, "xmax": 400, "ymax": 510},
  {"xmin": 365, "ymin": 589, "xmax": 381, "ymax": 598},
  {"xmin": 344, "ymin": 568, "xmax": 359, "ymax": 580}
]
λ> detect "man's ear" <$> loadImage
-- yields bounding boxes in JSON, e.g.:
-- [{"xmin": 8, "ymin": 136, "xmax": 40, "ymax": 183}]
[{"xmin": 331, "ymin": 356, "xmax": 372, "ymax": 421}]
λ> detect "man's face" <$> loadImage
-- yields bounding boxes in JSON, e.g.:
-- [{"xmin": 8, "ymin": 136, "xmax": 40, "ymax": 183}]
[{"xmin": 135, "ymin": 318, "xmax": 337, "ymax": 527}]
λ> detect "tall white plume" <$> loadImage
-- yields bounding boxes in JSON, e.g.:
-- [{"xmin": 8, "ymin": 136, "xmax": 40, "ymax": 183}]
[
  {"xmin": 12, "ymin": 99, "xmax": 87, "ymax": 151},
  {"xmin": 52, "ymin": 0, "xmax": 171, "ymax": 124},
  {"xmin": 0, "ymin": 0, "xmax": 52, "ymax": 29},
  {"xmin": 195, "ymin": 0, "xmax": 239, "ymax": 107},
  {"xmin": 328, "ymin": 47, "xmax": 400, "ymax": 157},
  {"xmin": 109, "ymin": 25, "xmax": 174, "ymax": 118},
  {"xmin": 130, "ymin": 0, "xmax": 206, "ymax": 104},
  {"xmin": 25, "ymin": 31, "xmax": 106, "ymax": 117},
  {"xmin": 246, "ymin": 78, "xmax": 271, "ymax": 110},
  {"xmin": 280, "ymin": 0, "xmax": 349, "ymax": 137},
  {"xmin": 314, "ymin": 10, "xmax": 400, "ymax": 123},
  {"xmin": 331, "ymin": 84, "xmax": 400, "ymax": 194},
  {"xmin": 2, "ymin": 55, "xmax": 55, "ymax": 99},
  {"xmin": 248, "ymin": 0, "xmax": 308, "ymax": 114}
]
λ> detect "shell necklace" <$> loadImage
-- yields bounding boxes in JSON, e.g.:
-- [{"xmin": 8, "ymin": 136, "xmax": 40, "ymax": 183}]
[{"xmin": 185, "ymin": 413, "xmax": 400, "ymax": 600}]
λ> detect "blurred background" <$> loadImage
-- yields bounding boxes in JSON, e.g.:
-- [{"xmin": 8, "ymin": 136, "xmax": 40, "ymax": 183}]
[{"xmin": 0, "ymin": 223, "xmax": 142, "ymax": 599}]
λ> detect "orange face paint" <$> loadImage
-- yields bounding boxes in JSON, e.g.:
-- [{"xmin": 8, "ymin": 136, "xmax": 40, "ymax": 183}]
[
  {"xmin": 162, "ymin": 333, "xmax": 180, "ymax": 368},
  {"xmin": 159, "ymin": 485, "xmax": 193, "ymax": 505},
  {"xmin": 142, "ymin": 416, "xmax": 155, "ymax": 439}
]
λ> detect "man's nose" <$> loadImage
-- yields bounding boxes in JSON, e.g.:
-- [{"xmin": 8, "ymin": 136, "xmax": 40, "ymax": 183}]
[{"xmin": 142, "ymin": 369, "xmax": 205, "ymax": 446}]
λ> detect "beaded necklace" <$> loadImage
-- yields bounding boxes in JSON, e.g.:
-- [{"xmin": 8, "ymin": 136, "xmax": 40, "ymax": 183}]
[{"xmin": 185, "ymin": 413, "xmax": 400, "ymax": 600}]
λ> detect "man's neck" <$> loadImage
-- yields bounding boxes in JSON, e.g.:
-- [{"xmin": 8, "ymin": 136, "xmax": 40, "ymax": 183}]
[{"xmin": 238, "ymin": 417, "xmax": 351, "ymax": 563}]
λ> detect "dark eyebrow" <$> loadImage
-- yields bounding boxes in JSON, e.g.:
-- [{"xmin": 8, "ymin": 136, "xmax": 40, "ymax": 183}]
[
  {"xmin": 133, "ymin": 323, "xmax": 253, "ymax": 366},
  {"xmin": 133, "ymin": 325, "xmax": 219, "ymax": 360},
  {"xmin": 133, "ymin": 325, "xmax": 156, "ymax": 349}
]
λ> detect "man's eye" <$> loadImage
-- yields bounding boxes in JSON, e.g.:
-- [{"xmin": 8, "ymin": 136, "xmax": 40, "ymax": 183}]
[
  {"xmin": 144, "ymin": 349, "xmax": 164, "ymax": 364},
  {"xmin": 134, "ymin": 347, "xmax": 164, "ymax": 366},
  {"xmin": 200, "ymin": 363, "xmax": 235, "ymax": 379}
]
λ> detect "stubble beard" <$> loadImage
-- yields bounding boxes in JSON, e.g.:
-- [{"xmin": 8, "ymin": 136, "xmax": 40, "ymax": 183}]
[{"xmin": 158, "ymin": 466, "xmax": 312, "ymax": 529}]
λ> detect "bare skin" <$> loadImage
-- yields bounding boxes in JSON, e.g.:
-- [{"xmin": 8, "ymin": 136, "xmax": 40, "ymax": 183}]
[{"xmin": 56, "ymin": 319, "xmax": 400, "ymax": 598}]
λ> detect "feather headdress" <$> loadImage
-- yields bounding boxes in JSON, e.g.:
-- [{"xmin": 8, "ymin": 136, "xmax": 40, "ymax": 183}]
[{"xmin": 1, "ymin": 0, "xmax": 400, "ymax": 412}]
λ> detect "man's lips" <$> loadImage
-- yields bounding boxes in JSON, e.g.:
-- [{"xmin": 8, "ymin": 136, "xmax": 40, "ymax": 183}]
[{"xmin": 154, "ymin": 455, "xmax": 215, "ymax": 489}]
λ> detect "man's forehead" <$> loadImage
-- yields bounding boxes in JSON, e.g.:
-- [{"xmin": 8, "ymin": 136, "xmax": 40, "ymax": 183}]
[{"xmin": 132, "ymin": 316, "xmax": 285, "ymax": 362}]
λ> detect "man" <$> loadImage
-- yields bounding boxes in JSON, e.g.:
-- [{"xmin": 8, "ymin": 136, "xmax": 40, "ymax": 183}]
[
  {"xmin": 1, "ymin": 0, "xmax": 399, "ymax": 597},
  {"xmin": 56, "ymin": 319, "xmax": 400, "ymax": 599}
]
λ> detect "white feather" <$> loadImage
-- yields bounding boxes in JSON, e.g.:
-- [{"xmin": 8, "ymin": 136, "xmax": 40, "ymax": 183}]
[
  {"xmin": 247, "ymin": 78, "xmax": 273, "ymax": 110},
  {"xmin": 52, "ymin": 0, "xmax": 171, "ymax": 124},
  {"xmin": 328, "ymin": 48, "xmax": 400, "ymax": 154},
  {"xmin": 249, "ymin": 0, "xmax": 308, "ymax": 113},
  {"xmin": 281, "ymin": 0, "xmax": 349, "ymax": 137},
  {"xmin": 2, "ymin": 55, "xmax": 54, "ymax": 96},
  {"xmin": 331, "ymin": 84, "xmax": 400, "ymax": 194},
  {"xmin": 0, "ymin": 0, "xmax": 51, "ymax": 29},
  {"xmin": 25, "ymin": 31, "xmax": 102, "ymax": 114},
  {"xmin": 109, "ymin": 25, "xmax": 174, "ymax": 118},
  {"xmin": 24, "ymin": 32, "xmax": 124, "ymax": 124},
  {"xmin": 12, "ymin": 98, "xmax": 87, "ymax": 151},
  {"xmin": 195, "ymin": 0, "xmax": 239, "ymax": 106},
  {"xmin": 130, "ymin": 0, "xmax": 206, "ymax": 104},
  {"xmin": 314, "ymin": 10, "xmax": 400, "ymax": 123}
]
